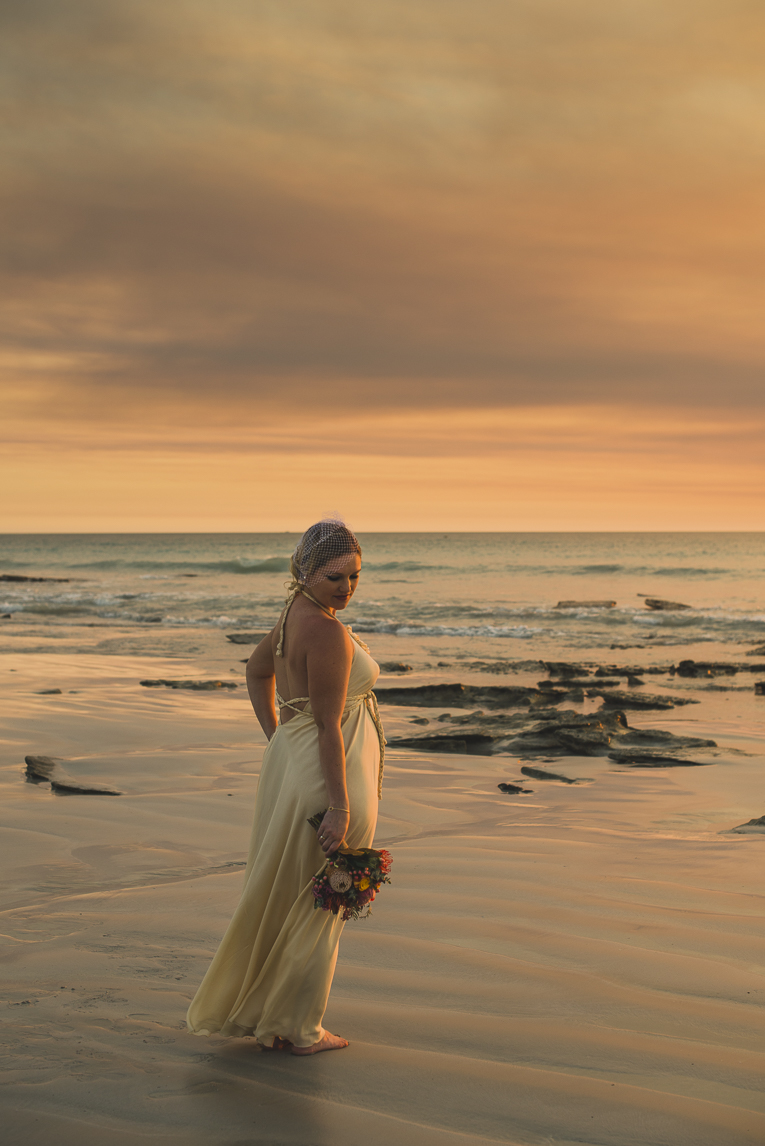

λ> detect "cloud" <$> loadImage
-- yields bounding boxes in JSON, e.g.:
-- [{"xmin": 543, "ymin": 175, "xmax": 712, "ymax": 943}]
[{"xmin": 2, "ymin": 0, "xmax": 765, "ymax": 430}]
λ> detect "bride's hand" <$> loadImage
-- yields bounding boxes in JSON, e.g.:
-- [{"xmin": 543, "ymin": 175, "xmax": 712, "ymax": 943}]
[{"xmin": 317, "ymin": 808, "xmax": 350, "ymax": 856}]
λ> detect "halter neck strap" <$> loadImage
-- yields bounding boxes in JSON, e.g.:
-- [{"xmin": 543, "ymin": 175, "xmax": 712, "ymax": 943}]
[{"xmin": 275, "ymin": 585, "xmax": 338, "ymax": 658}]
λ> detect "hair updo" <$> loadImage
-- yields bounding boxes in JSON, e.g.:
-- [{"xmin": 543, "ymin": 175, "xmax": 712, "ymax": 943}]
[{"xmin": 290, "ymin": 519, "xmax": 362, "ymax": 588}]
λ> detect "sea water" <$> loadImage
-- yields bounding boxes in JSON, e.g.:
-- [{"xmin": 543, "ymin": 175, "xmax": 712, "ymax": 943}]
[{"xmin": 1, "ymin": 532, "xmax": 764, "ymax": 659}]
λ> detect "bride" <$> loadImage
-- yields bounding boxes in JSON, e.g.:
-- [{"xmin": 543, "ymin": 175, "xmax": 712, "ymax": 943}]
[{"xmin": 186, "ymin": 518, "xmax": 384, "ymax": 1055}]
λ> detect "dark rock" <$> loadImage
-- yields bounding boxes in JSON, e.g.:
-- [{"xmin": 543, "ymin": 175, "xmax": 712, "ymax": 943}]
[
  {"xmin": 1, "ymin": 613, "xmax": 11, "ymax": 619},
  {"xmin": 50, "ymin": 780, "xmax": 121, "ymax": 795},
  {"xmin": 445, "ymin": 710, "xmax": 486, "ymax": 725},
  {"xmin": 555, "ymin": 600, "xmax": 616, "ymax": 609},
  {"xmin": 387, "ymin": 733, "xmax": 496, "ymax": 755},
  {"xmin": 374, "ymin": 683, "xmax": 539, "ymax": 709},
  {"xmin": 139, "ymin": 679, "xmax": 238, "ymax": 690},
  {"xmin": 618, "ymin": 729, "xmax": 716, "ymax": 749},
  {"xmin": 24, "ymin": 754, "xmax": 121, "ymax": 795},
  {"xmin": 596, "ymin": 664, "xmax": 669, "ymax": 676},
  {"xmin": 589, "ymin": 690, "xmax": 679, "ymax": 711},
  {"xmin": 437, "ymin": 662, "xmax": 451, "ymax": 667},
  {"xmin": 535, "ymin": 709, "xmax": 629, "ymax": 732},
  {"xmin": 410, "ymin": 716, "xmax": 429, "ymax": 725},
  {"xmin": 627, "ymin": 675, "xmax": 644, "ymax": 687},
  {"xmin": 507, "ymin": 712, "xmax": 623, "ymax": 756},
  {"xmin": 553, "ymin": 727, "xmax": 612, "ymax": 754},
  {"xmin": 225, "ymin": 632, "xmax": 269, "ymax": 644},
  {"xmin": 498, "ymin": 782, "xmax": 533, "ymax": 794},
  {"xmin": 380, "ymin": 662, "xmax": 413, "ymax": 673},
  {"xmin": 730, "ymin": 816, "xmax": 765, "ymax": 834},
  {"xmin": 538, "ymin": 678, "xmax": 619, "ymax": 689},
  {"xmin": 542, "ymin": 662, "xmax": 592, "ymax": 677},
  {"xmin": 643, "ymin": 598, "xmax": 691, "ymax": 610},
  {"xmin": 0, "ymin": 574, "xmax": 70, "ymax": 583},
  {"xmin": 520, "ymin": 766, "xmax": 581, "ymax": 784},
  {"xmin": 25, "ymin": 755, "xmax": 58, "ymax": 783},
  {"xmin": 746, "ymin": 645, "xmax": 765, "ymax": 657},
  {"xmin": 608, "ymin": 751, "xmax": 712, "ymax": 767},
  {"xmin": 528, "ymin": 690, "xmax": 573, "ymax": 707},
  {"xmin": 379, "ymin": 692, "xmax": 718, "ymax": 764},
  {"xmin": 755, "ymin": 682, "xmax": 765, "ymax": 696},
  {"xmin": 37, "ymin": 688, "xmax": 62, "ymax": 695},
  {"xmin": 676, "ymin": 660, "xmax": 738, "ymax": 678},
  {"xmin": 139, "ymin": 616, "xmax": 163, "ymax": 623}
]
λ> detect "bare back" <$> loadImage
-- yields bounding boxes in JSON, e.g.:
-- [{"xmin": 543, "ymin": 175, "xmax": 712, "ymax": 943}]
[{"xmin": 270, "ymin": 594, "xmax": 354, "ymax": 724}]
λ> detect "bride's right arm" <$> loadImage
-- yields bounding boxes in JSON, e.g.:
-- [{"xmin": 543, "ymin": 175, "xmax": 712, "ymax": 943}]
[
  {"xmin": 246, "ymin": 633, "xmax": 278, "ymax": 740},
  {"xmin": 307, "ymin": 620, "xmax": 353, "ymax": 855}
]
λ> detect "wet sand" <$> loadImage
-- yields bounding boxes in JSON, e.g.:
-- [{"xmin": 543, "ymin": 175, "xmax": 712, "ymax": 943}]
[{"xmin": 2, "ymin": 648, "xmax": 765, "ymax": 1145}]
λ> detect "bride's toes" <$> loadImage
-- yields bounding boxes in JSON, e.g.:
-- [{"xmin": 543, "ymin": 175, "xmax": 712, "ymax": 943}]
[{"xmin": 290, "ymin": 1031, "xmax": 349, "ymax": 1056}]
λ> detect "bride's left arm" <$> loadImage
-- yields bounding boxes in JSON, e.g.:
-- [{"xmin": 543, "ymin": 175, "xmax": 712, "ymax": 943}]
[{"xmin": 246, "ymin": 633, "xmax": 278, "ymax": 739}]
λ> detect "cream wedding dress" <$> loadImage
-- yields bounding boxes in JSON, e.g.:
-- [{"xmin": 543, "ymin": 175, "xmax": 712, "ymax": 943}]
[{"xmin": 186, "ymin": 608, "xmax": 384, "ymax": 1048}]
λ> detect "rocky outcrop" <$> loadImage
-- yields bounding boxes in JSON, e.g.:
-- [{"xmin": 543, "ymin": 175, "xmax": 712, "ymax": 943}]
[
  {"xmin": 0, "ymin": 573, "xmax": 70, "ymax": 583},
  {"xmin": 746, "ymin": 645, "xmax": 765, "ymax": 657},
  {"xmin": 755, "ymin": 682, "xmax": 765, "ymax": 696},
  {"xmin": 608, "ymin": 751, "xmax": 711, "ymax": 767},
  {"xmin": 387, "ymin": 732, "xmax": 496, "ymax": 754},
  {"xmin": 225, "ymin": 633, "xmax": 268, "ymax": 644},
  {"xmin": 538, "ymin": 678, "xmax": 619, "ymax": 689},
  {"xmin": 618, "ymin": 727, "xmax": 716, "ymax": 749},
  {"xmin": 498, "ymin": 782, "xmax": 533, "ymax": 793},
  {"xmin": 588, "ymin": 689, "xmax": 698, "ymax": 711},
  {"xmin": 542, "ymin": 662, "xmax": 592, "ymax": 677},
  {"xmin": 643, "ymin": 598, "xmax": 692, "ymax": 610},
  {"xmin": 380, "ymin": 662, "xmax": 413, "ymax": 673},
  {"xmin": 520, "ymin": 766, "xmax": 582, "ymax": 784},
  {"xmin": 375, "ymin": 683, "xmax": 541, "ymax": 709},
  {"xmin": 385, "ymin": 705, "xmax": 717, "ymax": 762},
  {"xmin": 139, "ymin": 679, "xmax": 238, "ymax": 690},
  {"xmin": 730, "ymin": 816, "xmax": 765, "ymax": 834},
  {"xmin": 676, "ymin": 660, "xmax": 737, "ymax": 678},
  {"xmin": 25, "ymin": 755, "xmax": 121, "ymax": 795},
  {"xmin": 555, "ymin": 600, "xmax": 616, "ymax": 609}
]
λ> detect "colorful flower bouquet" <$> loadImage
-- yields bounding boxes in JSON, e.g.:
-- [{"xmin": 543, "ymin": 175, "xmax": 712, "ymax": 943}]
[{"xmin": 307, "ymin": 811, "xmax": 392, "ymax": 921}]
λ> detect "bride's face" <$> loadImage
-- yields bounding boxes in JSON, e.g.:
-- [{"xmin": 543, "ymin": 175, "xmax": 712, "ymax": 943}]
[{"xmin": 308, "ymin": 554, "xmax": 361, "ymax": 613}]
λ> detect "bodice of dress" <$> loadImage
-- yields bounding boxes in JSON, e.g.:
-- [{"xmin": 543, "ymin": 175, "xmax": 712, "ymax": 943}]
[{"xmin": 273, "ymin": 589, "xmax": 386, "ymax": 797}]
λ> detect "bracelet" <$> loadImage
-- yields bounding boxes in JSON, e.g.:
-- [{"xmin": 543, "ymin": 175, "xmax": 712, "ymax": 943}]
[{"xmin": 328, "ymin": 805, "xmax": 349, "ymax": 813}]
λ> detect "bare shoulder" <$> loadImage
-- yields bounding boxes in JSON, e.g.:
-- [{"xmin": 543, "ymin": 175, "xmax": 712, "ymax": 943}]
[
  {"xmin": 301, "ymin": 611, "xmax": 353, "ymax": 658},
  {"xmin": 248, "ymin": 628, "xmax": 277, "ymax": 677}
]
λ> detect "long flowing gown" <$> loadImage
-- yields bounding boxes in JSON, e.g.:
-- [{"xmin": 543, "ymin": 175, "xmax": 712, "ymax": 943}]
[{"xmin": 186, "ymin": 626, "xmax": 383, "ymax": 1048}]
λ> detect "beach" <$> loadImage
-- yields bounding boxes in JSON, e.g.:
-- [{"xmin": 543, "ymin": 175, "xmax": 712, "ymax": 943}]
[{"xmin": 2, "ymin": 534, "xmax": 765, "ymax": 1144}]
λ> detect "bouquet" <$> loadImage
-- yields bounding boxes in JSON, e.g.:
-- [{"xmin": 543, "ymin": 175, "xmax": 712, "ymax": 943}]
[{"xmin": 307, "ymin": 810, "xmax": 392, "ymax": 921}]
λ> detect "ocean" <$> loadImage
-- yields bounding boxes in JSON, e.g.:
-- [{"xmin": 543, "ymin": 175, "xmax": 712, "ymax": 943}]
[{"xmin": 2, "ymin": 532, "xmax": 764, "ymax": 662}]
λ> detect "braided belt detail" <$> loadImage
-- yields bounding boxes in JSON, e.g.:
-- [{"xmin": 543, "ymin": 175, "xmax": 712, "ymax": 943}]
[{"xmin": 275, "ymin": 688, "xmax": 385, "ymax": 800}]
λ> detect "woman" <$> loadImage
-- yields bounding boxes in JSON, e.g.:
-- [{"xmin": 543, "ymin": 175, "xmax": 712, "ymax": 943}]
[{"xmin": 186, "ymin": 518, "xmax": 385, "ymax": 1056}]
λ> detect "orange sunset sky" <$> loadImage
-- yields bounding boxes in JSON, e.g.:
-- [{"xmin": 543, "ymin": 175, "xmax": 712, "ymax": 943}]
[{"xmin": 3, "ymin": 0, "xmax": 765, "ymax": 532}]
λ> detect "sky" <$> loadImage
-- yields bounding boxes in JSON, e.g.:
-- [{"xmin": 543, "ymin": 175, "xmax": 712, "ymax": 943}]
[{"xmin": 2, "ymin": 0, "xmax": 765, "ymax": 531}]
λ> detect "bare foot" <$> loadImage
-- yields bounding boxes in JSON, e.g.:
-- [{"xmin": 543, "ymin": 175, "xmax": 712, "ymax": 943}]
[{"xmin": 290, "ymin": 1030, "xmax": 349, "ymax": 1056}]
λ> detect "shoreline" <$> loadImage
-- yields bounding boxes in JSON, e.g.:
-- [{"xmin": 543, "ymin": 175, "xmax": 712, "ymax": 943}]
[{"xmin": 1, "ymin": 639, "xmax": 764, "ymax": 1144}]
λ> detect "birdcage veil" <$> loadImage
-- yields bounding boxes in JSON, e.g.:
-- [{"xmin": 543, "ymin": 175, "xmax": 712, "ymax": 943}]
[{"xmin": 290, "ymin": 515, "xmax": 361, "ymax": 588}]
